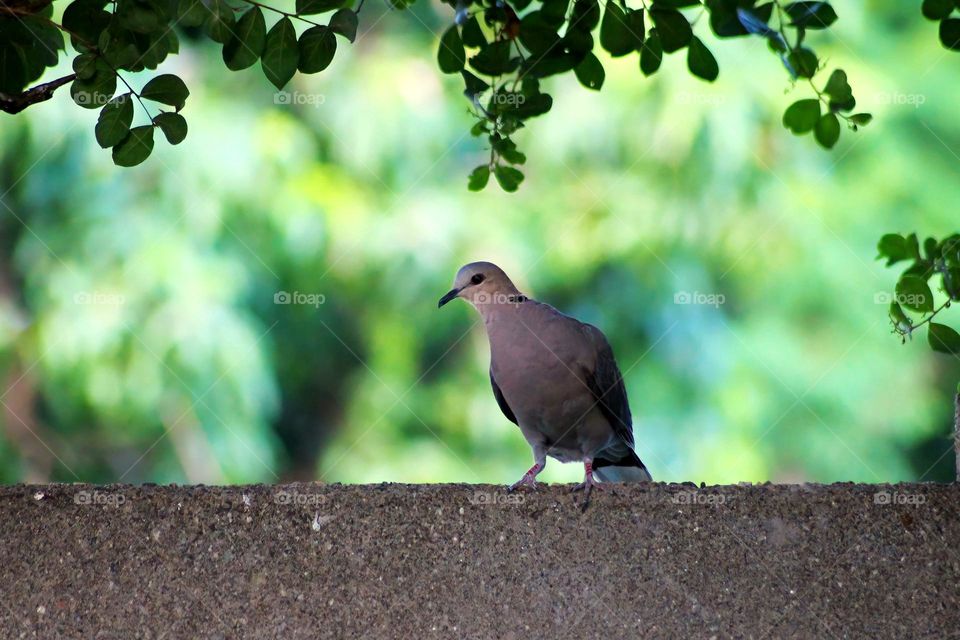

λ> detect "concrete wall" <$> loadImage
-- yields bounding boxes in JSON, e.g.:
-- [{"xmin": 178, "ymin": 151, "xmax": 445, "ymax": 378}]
[{"xmin": 2, "ymin": 482, "xmax": 958, "ymax": 638}]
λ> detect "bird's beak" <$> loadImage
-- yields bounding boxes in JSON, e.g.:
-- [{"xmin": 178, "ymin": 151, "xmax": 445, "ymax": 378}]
[{"xmin": 438, "ymin": 287, "xmax": 461, "ymax": 308}]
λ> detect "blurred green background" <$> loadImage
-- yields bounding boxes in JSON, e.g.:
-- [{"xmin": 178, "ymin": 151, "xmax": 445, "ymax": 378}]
[{"xmin": 1, "ymin": 0, "xmax": 957, "ymax": 486}]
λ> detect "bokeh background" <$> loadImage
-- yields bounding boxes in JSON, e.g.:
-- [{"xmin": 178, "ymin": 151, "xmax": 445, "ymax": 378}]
[{"xmin": 1, "ymin": 0, "xmax": 957, "ymax": 486}]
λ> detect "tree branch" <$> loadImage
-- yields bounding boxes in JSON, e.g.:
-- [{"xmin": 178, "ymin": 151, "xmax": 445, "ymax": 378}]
[{"xmin": 0, "ymin": 74, "xmax": 76, "ymax": 115}]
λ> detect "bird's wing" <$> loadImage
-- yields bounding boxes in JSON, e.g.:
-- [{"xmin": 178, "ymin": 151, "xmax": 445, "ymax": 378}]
[
  {"xmin": 581, "ymin": 323, "xmax": 634, "ymax": 447},
  {"xmin": 489, "ymin": 368, "xmax": 519, "ymax": 426}
]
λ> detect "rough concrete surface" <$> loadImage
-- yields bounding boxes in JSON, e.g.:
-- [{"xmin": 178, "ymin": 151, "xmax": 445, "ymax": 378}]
[{"xmin": 1, "ymin": 482, "xmax": 958, "ymax": 639}]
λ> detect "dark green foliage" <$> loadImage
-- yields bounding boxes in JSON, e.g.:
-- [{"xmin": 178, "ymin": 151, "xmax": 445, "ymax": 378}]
[
  {"xmin": 223, "ymin": 7, "xmax": 267, "ymax": 71},
  {"xmin": 298, "ymin": 26, "xmax": 336, "ymax": 74},
  {"xmin": 4, "ymin": 0, "xmax": 957, "ymax": 177},
  {"xmin": 2, "ymin": 0, "xmax": 359, "ymax": 167},
  {"xmin": 112, "ymin": 125, "xmax": 154, "ymax": 166},
  {"xmin": 263, "ymin": 18, "xmax": 299, "ymax": 89},
  {"xmin": 438, "ymin": 26, "xmax": 465, "ymax": 73},
  {"xmin": 154, "ymin": 112, "xmax": 188, "ymax": 145},
  {"xmin": 95, "ymin": 94, "xmax": 133, "ymax": 148},
  {"xmin": 782, "ymin": 99, "xmax": 820, "ymax": 134},
  {"xmin": 880, "ymin": 233, "xmax": 960, "ymax": 354},
  {"xmin": 687, "ymin": 36, "xmax": 719, "ymax": 82},
  {"xmin": 141, "ymin": 74, "xmax": 189, "ymax": 110},
  {"xmin": 329, "ymin": 9, "xmax": 359, "ymax": 43}
]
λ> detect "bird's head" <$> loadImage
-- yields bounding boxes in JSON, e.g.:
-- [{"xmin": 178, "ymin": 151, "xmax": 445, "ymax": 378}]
[{"xmin": 438, "ymin": 261, "xmax": 521, "ymax": 309}]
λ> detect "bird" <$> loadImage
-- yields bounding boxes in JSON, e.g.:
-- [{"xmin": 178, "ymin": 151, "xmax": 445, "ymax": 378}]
[{"xmin": 438, "ymin": 261, "xmax": 652, "ymax": 508}]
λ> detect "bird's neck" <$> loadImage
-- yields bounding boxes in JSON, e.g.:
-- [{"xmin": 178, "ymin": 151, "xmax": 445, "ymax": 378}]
[{"xmin": 474, "ymin": 292, "xmax": 529, "ymax": 328}]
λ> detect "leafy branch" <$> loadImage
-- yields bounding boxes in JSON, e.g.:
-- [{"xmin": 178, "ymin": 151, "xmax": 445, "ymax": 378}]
[
  {"xmin": 878, "ymin": 232, "xmax": 960, "ymax": 356},
  {"xmin": 0, "ymin": 0, "xmax": 958, "ymax": 180}
]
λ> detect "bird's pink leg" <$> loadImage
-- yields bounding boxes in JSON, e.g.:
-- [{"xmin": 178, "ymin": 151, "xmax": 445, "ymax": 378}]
[
  {"xmin": 571, "ymin": 458, "xmax": 602, "ymax": 510},
  {"xmin": 508, "ymin": 447, "xmax": 546, "ymax": 492}
]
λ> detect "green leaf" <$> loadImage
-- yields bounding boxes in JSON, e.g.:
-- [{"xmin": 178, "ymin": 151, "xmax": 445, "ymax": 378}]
[
  {"xmin": 154, "ymin": 112, "xmax": 188, "ymax": 145},
  {"xmin": 574, "ymin": 52, "xmax": 605, "ymax": 90},
  {"xmin": 519, "ymin": 12, "xmax": 559, "ymax": 54},
  {"xmin": 897, "ymin": 275, "xmax": 934, "ymax": 313},
  {"xmin": 640, "ymin": 30, "xmax": 663, "ymax": 76},
  {"xmin": 203, "ymin": 0, "xmax": 236, "ymax": 44},
  {"xmin": 923, "ymin": 0, "xmax": 955, "ymax": 20},
  {"xmin": 116, "ymin": 0, "xmax": 161, "ymax": 34},
  {"xmin": 492, "ymin": 137, "xmax": 526, "ymax": 164},
  {"xmin": 461, "ymin": 16, "xmax": 486, "ymax": 48},
  {"xmin": 650, "ymin": 8, "xmax": 692, "ymax": 53},
  {"xmin": 468, "ymin": 165, "xmax": 490, "ymax": 191},
  {"xmin": 141, "ymin": 74, "xmax": 189, "ymax": 110},
  {"xmin": 823, "ymin": 69, "xmax": 851, "ymax": 102},
  {"xmin": 177, "ymin": 0, "xmax": 208, "ymax": 28},
  {"xmin": 494, "ymin": 165, "xmax": 524, "ymax": 192},
  {"xmin": 945, "ymin": 266, "xmax": 960, "ymax": 300},
  {"xmin": 0, "ymin": 43, "xmax": 27, "ymax": 95},
  {"xmin": 469, "ymin": 41, "xmax": 517, "ymax": 76},
  {"xmin": 461, "ymin": 71, "xmax": 489, "ymax": 99},
  {"xmin": 600, "ymin": 3, "xmax": 638, "ymax": 57},
  {"xmin": 511, "ymin": 91, "xmax": 552, "ymax": 119},
  {"xmin": 940, "ymin": 18, "xmax": 960, "ymax": 50},
  {"xmin": 112, "ymin": 125, "xmax": 154, "ymax": 167},
  {"xmin": 72, "ymin": 53, "xmax": 97, "ymax": 80},
  {"xmin": 782, "ymin": 99, "xmax": 821, "ymax": 134},
  {"xmin": 784, "ymin": 1, "xmax": 837, "ymax": 29},
  {"xmin": 540, "ymin": 0, "xmax": 569, "ymax": 27},
  {"xmin": 814, "ymin": 112, "xmax": 840, "ymax": 148},
  {"xmin": 62, "ymin": 0, "xmax": 112, "ymax": 44},
  {"xmin": 438, "ymin": 25, "xmax": 465, "ymax": 74},
  {"xmin": 929, "ymin": 323, "xmax": 960, "ymax": 355},
  {"xmin": 296, "ymin": 0, "xmax": 344, "ymax": 15},
  {"xmin": 687, "ymin": 36, "xmax": 719, "ymax": 82},
  {"xmin": 223, "ymin": 7, "xmax": 266, "ymax": 71},
  {"xmin": 329, "ymin": 9, "xmax": 358, "ymax": 43},
  {"xmin": 849, "ymin": 113, "xmax": 873, "ymax": 126},
  {"xmin": 263, "ymin": 17, "xmax": 300, "ymax": 87},
  {"xmin": 297, "ymin": 25, "xmax": 335, "ymax": 74},
  {"xmin": 95, "ymin": 94, "xmax": 133, "ymax": 148},
  {"xmin": 785, "ymin": 47, "xmax": 818, "ymax": 78},
  {"xmin": 70, "ymin": 64, "xmax": 116, "ymax": 109},
  {"xmin": 877, "ymin": 233, "xmax": 910, "ymax": 265},
  {"xmin": 570, "ymin": 0, "xmax": 600, "ymax": 31}
]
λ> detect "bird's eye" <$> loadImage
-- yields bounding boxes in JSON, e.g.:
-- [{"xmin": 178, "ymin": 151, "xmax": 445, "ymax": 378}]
[{"xmin": 471, "ymin": 274, "xmax": 485, "ymax": 285}]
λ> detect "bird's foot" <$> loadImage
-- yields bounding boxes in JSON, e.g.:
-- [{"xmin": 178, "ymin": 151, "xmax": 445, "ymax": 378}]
[
  {"xmin": 508, "ymin": 471, "xmax": 539, "ymax": 492},
  {"xmin": 571, "ymin": 459, "xmax": 601, "ymax": 511},
  {"xmin": 508, "ymin": 476, "xmax": 537, "ymax": 492},
  {"xmin": 508, "ymin": 461, "xmax": 544, "ymax": 492}
]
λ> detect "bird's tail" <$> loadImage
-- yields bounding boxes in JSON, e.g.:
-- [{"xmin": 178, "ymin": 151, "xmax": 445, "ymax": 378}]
[{"xmin": 593, "ymin": 448, "xmax": 652, "ymax": 483}]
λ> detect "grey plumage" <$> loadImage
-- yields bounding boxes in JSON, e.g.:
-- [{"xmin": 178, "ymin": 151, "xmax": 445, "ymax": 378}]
[{"xmin": 439, "ymin": 261, "xmax": 651, "ymax": 504}]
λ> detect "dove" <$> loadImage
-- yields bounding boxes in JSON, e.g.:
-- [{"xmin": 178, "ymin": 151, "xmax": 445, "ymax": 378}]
[{"xmin": 438, "ymin": 261, "xmax": 651, "ymax": 507}]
